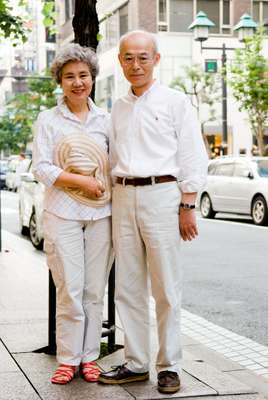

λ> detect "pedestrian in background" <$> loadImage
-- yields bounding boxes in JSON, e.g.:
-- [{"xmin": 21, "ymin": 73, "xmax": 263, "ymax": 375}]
[
  {"xmin": 99, "ymin": 31, "xmax": 208, "ymax": 394},
  {"xmin": 33, "ymin": 43, "xmax": 113, "ymax": 385}
]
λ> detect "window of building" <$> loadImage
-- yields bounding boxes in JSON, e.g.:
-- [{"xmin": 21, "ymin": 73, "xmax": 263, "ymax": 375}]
[
  {"xmin": 45, "ymin": 27, "xmax": 56, "ymax": 43},
  {"xmin": 119, "ymin": 4, "xmax": 128, "ymax": 36},
  {"xmin": 46, "ymin": 50, "xmax": 56, "ymax": 69},
  {"xmin": 25, "ymin": 58, "xmax": 35, "ymax": 72},
  {"xmin": 170, "ymin": 0, "xmax": 194, "ymax": 32},
  {"xmin": 197, "ymin": 0, "xmax": 220, "ymax": 33},
  {"xmin": 158, "ymin": 0, "xmax": 168, "ymax": 30},
  {"xmin": 158, "ymin": 0, "xmax": 232, "ymax": 34},
  {"xmin": 253, "ymin": 1, "xmax": 268, "ymax": 34}
]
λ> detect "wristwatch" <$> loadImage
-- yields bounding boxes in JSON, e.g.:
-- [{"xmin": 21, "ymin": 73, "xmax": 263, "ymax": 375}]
[{"xmin": 179, "ymin": 202, "xmax": 196, "ymax": 210}]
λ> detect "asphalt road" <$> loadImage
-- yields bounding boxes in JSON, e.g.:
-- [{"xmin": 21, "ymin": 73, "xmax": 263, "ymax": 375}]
[
  {"xmin": 1, "ymin": 189, "xmax": 21, "ymax": 237},
  {"xmin": 181, "ymin": 216, "xmax": 268, "ymax": 347},
  {"xmin": 1, "ymin": 189, "xmax": 268, "ymax": 346}
]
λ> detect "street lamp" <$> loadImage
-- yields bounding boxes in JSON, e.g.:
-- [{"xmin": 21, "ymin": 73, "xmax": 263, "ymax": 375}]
[{"xmin": 188, "ymin": 12, "xmax": 257, "ymax": 155}]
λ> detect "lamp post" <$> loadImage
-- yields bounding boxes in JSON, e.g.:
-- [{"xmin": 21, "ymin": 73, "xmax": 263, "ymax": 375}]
[{"xmin": 188, "ymin": 12, "xmax": 257, "ymax": 155}]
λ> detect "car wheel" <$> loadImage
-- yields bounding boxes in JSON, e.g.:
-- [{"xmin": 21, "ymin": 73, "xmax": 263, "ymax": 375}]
[
  {"xmin": 200, "ymin": 193, "xmax": 216, "ymax": 219},
  {"xmin": 19, "ymin": 203, "xmax": 29, "ymax": 236},
  {"xmin": 21, "ymin": 225, "xmax": 29, "ymax": 236},
  {"xmin": 29, "ymin": 210, "xmax": 44, "ymax": 250},
  {"xmin": 251, "ymin": 196, "xmax": 268, "ymax": 226}
]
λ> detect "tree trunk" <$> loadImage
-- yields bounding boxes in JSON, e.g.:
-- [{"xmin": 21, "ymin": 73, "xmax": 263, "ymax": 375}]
[
  {"xmin": 72, "ymin": 0, "xmax": 99, "ymax": 100},
  {"xmin": 256, "ymin": 124, "xmax": 265, "ymax": 156},
  {"xmin": 201, "ymin": 123, "xmax": 212, "ymax": 159}
]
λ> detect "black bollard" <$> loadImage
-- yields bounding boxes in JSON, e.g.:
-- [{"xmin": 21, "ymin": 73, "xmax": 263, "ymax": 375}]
[{"xmin": 34, "ymin": 262, "xmax": 116, "ymax": 355}]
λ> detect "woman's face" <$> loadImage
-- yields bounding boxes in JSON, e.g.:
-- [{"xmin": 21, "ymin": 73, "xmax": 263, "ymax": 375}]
[{"xmin": 60, "ymin": 61, "xmax": 93, "ymax": 104}]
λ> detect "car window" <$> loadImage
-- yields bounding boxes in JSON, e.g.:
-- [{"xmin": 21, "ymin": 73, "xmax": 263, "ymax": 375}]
[
  {"xmin": 0, "ymin": 162, "xmax": 7, "ymax": 173},
  {"xmin": 234, "ymin": 162, "xmax": 250, "ymax": 177},
  {"xmin": 214, "ymin": 163, "xmax": 234, "ymax": 177},
  {"xmin": 208, "ymin": 162, "xmax": 217, "ymax": 175},
  {"xmin": 256, "ymin": 160, "xmax": 268, "ymax": 177}
]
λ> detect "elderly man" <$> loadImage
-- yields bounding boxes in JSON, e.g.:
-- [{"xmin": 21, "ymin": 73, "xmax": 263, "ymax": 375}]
[{"xmin": 99, "ymin": 30, "xmax": 208, "ymax": 394}]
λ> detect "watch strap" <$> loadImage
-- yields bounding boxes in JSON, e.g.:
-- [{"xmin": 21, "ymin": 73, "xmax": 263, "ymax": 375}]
[{"xmin": 180, "ymin": 202, "xmax": 196, "ymax": 210}]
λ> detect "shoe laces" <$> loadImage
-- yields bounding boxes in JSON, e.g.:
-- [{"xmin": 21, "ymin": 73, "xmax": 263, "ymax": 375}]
[{"xmin": 110, "ymin": 363, "xmax": 127, "ymax": 372}]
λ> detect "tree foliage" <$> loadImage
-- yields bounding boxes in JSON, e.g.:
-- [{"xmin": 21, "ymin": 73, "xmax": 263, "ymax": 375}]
[
  {"xmin": 0, "ymin": 0, "xmax": 29, "ymax": 44},
  {"xmin": 170, "ymin": 64, "xmax": 221, "ymax": 157},
  {"xmin": 41, "ymin": 0, "xmax": 57, "ymax": 34},
  {"xmin": 229, "ymin": 27, "xmax": 268, "ymax": 155},
  {"xmin": 0, "ymin": 74, "xmax": 57, "ymax": 152}
]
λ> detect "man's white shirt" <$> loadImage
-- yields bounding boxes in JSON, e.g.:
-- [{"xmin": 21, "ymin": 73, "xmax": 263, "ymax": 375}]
[{"xmin": 110, "ymin": 81, "xmax": 208, "ymax": 193}]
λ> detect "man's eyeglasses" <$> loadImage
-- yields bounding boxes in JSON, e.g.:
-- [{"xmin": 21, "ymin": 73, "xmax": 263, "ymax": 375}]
[{"xmin": 121, "ymin": 54, "xmax": 154, "ymax": 65}]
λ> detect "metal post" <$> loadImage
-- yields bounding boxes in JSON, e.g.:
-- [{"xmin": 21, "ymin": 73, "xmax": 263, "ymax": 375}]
[
  {"xmin": 48, "ymin": 271, "xmax": 57, "ymax": 353},
  {"xmin": 34, "ymin": 271, "xmax": 56, "ymax": 355},
  {"xmin": 107, "ymin": 263, "xmax": 115, "ymax": 352},
  {"xmin": 0, "ymin": 186, "xmax": 2, "ymax": 253},
  {"xmin": 35, "ymin": 263, "xmax": 116, "ymax": 355},
  {"xmin": 221, "ymin": 43, "xmax": 228, "ymax": 154}
]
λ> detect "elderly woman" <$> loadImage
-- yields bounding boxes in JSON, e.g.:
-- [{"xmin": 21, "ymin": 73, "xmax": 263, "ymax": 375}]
[{"xmin": 32, "ymin": 44, "xmax": 113, "ymax": 384}]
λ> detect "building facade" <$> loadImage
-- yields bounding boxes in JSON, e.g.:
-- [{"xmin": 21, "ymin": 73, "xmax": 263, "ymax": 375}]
[
  {"xmin": 56, "ymin": 0, "xmax": 268, "ymax": 155},
  {"xmin": 0, "ymin": 0, "xmax": 56, "ymax": 114}
]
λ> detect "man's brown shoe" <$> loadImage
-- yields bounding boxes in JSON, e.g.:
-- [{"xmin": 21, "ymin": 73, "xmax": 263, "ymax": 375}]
[
  {"xmin": 157, "ymin": 370, "xmax": 180, "ymax": 394},
  {"xmin": 98, "ymin": 364, "xmax": 149, "ymax": 384}
]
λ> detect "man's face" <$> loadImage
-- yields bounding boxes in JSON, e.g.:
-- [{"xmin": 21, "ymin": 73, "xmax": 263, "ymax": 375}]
[{"xmin": 118, "ymin": 34, "xmax": 160, "ymax": 94}]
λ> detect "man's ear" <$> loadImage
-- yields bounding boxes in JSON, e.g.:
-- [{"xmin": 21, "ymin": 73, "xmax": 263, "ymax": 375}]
[
  {"xmin": 154, "ymin": 52, "xmax": 161, "ymax": 66},
  {"xmin": 118, "ymin": 53, "xmax": 123, "ymax": 67}
]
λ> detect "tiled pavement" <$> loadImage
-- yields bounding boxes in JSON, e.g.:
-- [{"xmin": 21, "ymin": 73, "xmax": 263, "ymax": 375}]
[
  {"xmin": 181, "ymin": 309, "xmax": 268, "ymax": 379},
  {"xmin": 1, "ymin": 229, "xmax": 268, "ymax": 400}
]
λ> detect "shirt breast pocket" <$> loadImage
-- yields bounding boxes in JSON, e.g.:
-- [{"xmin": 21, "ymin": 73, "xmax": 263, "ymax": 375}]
[{"xmin": 154, "ymin": 113, "xmax": 177, "ymax": 138}]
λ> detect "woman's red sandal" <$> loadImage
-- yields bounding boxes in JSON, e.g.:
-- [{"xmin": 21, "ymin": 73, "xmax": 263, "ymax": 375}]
[
  {"xmin": 51, "ymin": 364, "xmax": 76, "ymax": 385},
  {"xmin": 80, "ymin": 361, "xmax": 100, "ymax": 382}
]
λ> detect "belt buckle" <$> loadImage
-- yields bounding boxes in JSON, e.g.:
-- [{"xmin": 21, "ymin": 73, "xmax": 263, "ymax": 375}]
[
  {"xmin": 122, "ymin": 177, "xmax": 126, "ymax": 187},
  {"xmin": 151, "ymin": 176, "xmax": 156, "ymax": 185}
]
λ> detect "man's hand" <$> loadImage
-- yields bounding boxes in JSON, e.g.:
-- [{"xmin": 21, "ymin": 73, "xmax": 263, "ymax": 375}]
[{"xmin": 179, "ymin": 209, "xmax": 198, "ymax": 241}]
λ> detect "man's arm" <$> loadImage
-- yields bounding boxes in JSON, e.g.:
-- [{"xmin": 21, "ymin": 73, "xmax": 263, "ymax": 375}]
[{"xmin": 174, "ymin": 96, "xmax": 208, "ymax": 241}]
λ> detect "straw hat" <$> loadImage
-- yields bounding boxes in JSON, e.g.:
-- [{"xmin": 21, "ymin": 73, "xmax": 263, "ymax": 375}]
[{"xmin": 54, "ymin": 134, "xmax": 111, "ymax": 207}]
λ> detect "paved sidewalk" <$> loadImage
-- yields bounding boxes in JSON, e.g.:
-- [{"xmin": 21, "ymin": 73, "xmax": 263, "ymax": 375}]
[{"xmin": 1, "ymin": 230, "xmax": 268, "ymax": 400}]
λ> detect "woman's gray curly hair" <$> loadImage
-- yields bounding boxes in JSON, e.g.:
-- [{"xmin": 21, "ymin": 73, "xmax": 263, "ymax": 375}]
[{"xmin": 51, "ymin": 43, "xmax": 99, "ymax": 84}]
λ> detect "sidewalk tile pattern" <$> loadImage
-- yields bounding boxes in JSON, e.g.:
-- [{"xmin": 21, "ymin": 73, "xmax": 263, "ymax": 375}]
[{"xmin": 181, "ymin": 309, "xmax": 268, "ymax": 380}]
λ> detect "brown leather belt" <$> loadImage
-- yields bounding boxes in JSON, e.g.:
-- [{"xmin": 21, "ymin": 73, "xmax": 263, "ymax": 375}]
[{"xmin": 116, "ymin": 175, "xmax": 177, "ymax": 186}]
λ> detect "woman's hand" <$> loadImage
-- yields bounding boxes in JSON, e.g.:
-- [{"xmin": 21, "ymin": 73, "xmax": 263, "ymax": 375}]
[
  {"xmin": 78, "ymin": 176, "xmax": 105, "ymax": 198},
  {"xmin": 54, "ymin": 171, "xmax": 105, "ymax": 199}
]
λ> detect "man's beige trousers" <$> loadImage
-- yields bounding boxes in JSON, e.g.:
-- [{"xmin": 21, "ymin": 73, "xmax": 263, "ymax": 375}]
[
  {"xmin": 112, "ymin": 181, "xmax": 182, "ymax": 374},
  {"xmin": 43, "ymin": 211, "xmax": 113, "ymax": 365}
]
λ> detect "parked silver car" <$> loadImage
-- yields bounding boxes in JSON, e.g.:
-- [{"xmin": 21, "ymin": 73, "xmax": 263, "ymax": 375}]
[
  {"xmin": 200, "ymin": 156, "xmax": 268, "ymax": 226},
  {"xmin": 0, "ymin": 160, "xmax": 8, "ymax": 189},
  {"xmin": 19, "ymin": 162, "xmax": 44, "ymax": 249}
]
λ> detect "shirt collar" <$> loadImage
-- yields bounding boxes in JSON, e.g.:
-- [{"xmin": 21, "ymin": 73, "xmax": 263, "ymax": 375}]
[
  {"xmin": 128, "ymin": 80, "xmax": 159, "ymax": 100},
  {"xmin": 57, "ymin": 95, "xmax": 105, "ymax": 120}
]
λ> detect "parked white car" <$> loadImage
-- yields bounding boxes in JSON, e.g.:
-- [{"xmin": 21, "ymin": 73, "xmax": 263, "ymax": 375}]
[
  {"xmin": 200, "ymin": 156, "xmax": 268, "ymax": 226},
  {"xmin": 19, "ymin": 162, "xmax": 44, "ymax": 249},
  {"xmin": 6, "ymin": 156, "xmax": 31, "ymax": 191},
  {"xmin": 5, "ymin": 156, "xmax": 20, "ymax": 191}
]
